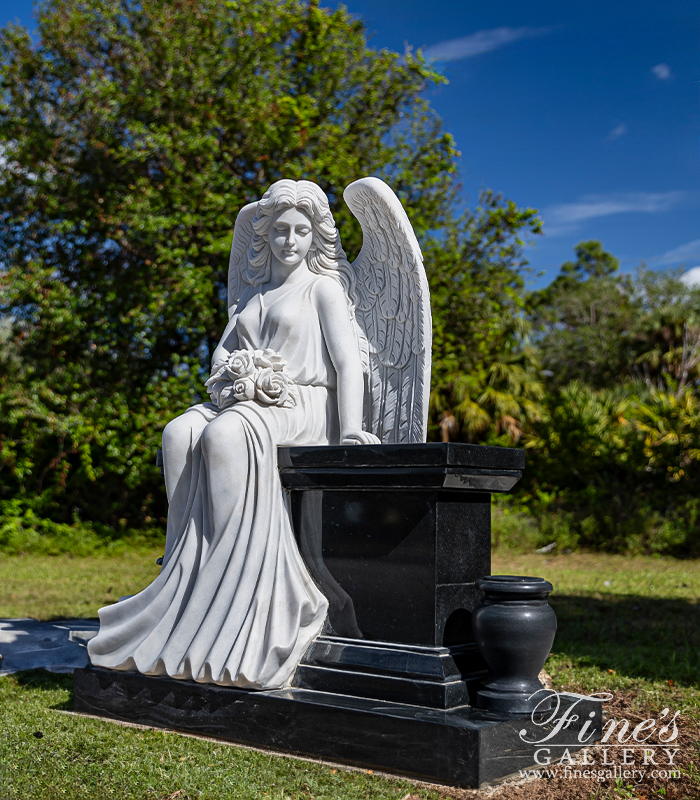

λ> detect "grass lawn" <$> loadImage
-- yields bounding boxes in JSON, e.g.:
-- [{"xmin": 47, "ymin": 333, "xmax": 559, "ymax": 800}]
[
  {"xmin": 492, "ymin": 552, "xmax": 700, "ymax": 718},
  {"xmin": 1, "ymin": 671, "xmax": 435, "ymax": 800},
  {"xmin": 0, "ymin": 548, "xmax": 162, "ymax": 620},
  {"xmin": 1, "ymin": 550, "xmax": 699, "ymax": 799}
]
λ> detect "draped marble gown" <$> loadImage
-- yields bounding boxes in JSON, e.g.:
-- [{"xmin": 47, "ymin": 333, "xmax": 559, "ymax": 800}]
[{"xmin": 88, "ymin": 272, "xmax": 338, "ymax": 689}]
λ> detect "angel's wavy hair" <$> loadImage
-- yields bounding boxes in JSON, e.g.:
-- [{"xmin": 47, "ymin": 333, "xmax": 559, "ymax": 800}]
[{"xmin": 247, "ymin": 180, "xmax": 357, "ymax": 314}]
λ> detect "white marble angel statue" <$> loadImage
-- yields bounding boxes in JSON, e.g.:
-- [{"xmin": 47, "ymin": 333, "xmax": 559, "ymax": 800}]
[{"xmin": 88, "ymin": 177, "xmax": 432, "ymax": 689}]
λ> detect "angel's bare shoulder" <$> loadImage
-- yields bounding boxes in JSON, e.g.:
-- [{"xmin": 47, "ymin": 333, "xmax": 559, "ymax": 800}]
[{"xmin": 310, "ymin": 274, "xmax": 348, "ymax": 306}]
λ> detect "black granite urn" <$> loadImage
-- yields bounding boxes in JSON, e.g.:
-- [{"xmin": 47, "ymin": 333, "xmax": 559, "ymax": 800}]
[{"xmin": 473, "ymin": 575, "xmax": 556, "ymax": 714}]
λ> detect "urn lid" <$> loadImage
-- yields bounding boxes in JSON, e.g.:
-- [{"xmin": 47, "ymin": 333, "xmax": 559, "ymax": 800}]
[{"xmin": 477, "ymin": 575, "xmax": 553, "ymax": 596}]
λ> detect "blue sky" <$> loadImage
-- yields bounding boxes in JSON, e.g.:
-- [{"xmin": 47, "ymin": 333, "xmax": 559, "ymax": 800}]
[{"xmin": 3, "ymin": 0, "xmax": 699, "ymax": 287}]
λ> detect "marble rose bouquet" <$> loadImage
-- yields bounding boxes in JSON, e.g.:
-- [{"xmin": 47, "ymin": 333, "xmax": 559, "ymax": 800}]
[{"xmin": 205, "ymin": 348, "xmax": 298, "ymax": 410}]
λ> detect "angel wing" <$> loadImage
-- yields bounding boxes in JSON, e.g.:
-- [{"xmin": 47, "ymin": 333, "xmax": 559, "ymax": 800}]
[
  {"xmin": 227, "ymin": 201, "xmax": 258, "ymax": 319},
  {"xmin": 344, "ymin": 177, "xmax": 432, "ymax": 444}
]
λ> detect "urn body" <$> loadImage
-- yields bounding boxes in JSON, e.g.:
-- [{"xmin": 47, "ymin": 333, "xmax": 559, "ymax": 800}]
[{"xmin": 472, "ymin": 575, "xmax": 556, "ymax": 714}]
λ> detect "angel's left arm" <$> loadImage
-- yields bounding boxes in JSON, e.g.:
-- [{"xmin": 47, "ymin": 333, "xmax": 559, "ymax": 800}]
[{"xmin": 314, "ymin": 278, "xmax": 376, "ymax": 444}]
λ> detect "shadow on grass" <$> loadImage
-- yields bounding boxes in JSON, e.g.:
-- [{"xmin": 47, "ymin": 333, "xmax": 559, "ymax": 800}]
[
  {"xmin": 11, "ymin": 669, "xmax": 75, "ymax": 708},
  {"xmin": 550, "ymin": 594, "xmax": 700, "ymax": 686}
]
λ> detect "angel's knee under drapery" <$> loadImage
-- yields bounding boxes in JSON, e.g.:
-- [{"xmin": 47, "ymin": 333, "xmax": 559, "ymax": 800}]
[{"xmin": 87, "ymin": 387, "xmax": 331, "ymax": 689}]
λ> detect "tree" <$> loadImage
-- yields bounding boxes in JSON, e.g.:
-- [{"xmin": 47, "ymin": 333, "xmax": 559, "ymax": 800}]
[
  {"xmin": 528, "ymin": 241, "xmax": 636, "ymax": 388},
  {"xmin": 0, "ymin": 0, "xmax": 459, "ymax": 528},
  {"xmin": 0, "ymin": 0, "xmax": 539, "ymax": 533},
  {"xmin": 555, "ymin": 239, "xmax": 620, "ymax": 282},
  {"xmin": 427, "ymin": 190, "xmax": 543, "ymax": 443},
  {"xmin": 628, "ymin": 267, "xmax": 700, "ymax": 396},
  {"xmin": 520, "ymin": 254, "xmax": 700, "ymax": 555}
]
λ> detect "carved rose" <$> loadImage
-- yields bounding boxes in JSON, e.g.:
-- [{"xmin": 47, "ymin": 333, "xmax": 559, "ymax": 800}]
[
  {"xmin": 216, "ymin": 383, "xmax": 237, "ymax": 410},
  {"xmin": 204, "ymin": 369, "xmax": 231, "ymax": 409},
  {"xmin": 255, "ymin": 367, "xmax": 295, "ymax": 406},
  {"xmin": 232, "ymin": 377, "xmax": 256, "ymax": 402},
  {"xmin": 204, "ymin": 377, "xmax": 235, "ymax": 409},
  {"xmin": 225, "ymin": 350, "xmax": 256, "ymax": 380},
  {"xmin": 204, "ymin": 348, "xmax": 295, "ymax": 410},
  {"xmin": 253, "ymin": 348, "xmax": 287, "ymax": 372},
  {"xmin": 205, "ymin": 363, "xmax": 227, "ymax": 385}
]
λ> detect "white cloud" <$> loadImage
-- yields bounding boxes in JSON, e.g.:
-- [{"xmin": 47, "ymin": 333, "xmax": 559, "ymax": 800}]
[
  {"xmin": 652, "ymin": 63, "xmax": 672, "ymax": 80},
  {"xmin": 425, "ymin": 26, "xmax": 554, "ymax": 62},
  {"xmin": 681, "ymin": 267, "xmax": 700, "ymax": 286},
  {"xmin": 608, "ymin": 123, "xmax": 627, "ymax": 140},
  {"xmin": 660, "ymin": 238, "xmax": 700, "ymax": 263},
  {"xmin": 544, "ymin": 191, "xmax": 684, "ymax": 237}
]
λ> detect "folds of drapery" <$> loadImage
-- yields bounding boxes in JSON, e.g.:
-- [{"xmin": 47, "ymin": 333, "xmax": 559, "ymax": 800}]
[{"xmin": 88, "ymin": 386, "xmax": 332, "ymax": 689}]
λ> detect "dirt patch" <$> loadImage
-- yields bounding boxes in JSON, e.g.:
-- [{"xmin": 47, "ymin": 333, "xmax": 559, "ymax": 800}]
[{"xmin": 436, "ymin": 691, "xmax": 700, "ymax": 800}]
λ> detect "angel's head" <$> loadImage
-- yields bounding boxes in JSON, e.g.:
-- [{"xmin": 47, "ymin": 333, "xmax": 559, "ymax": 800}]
[{"xmin": 247, "ymin": 180, "xmax": 355, "ymax": 303}]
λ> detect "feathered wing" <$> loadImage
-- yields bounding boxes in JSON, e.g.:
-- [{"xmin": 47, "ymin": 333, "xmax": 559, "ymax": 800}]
[
  {"xmin": 227, "ymin": 202, "xmax": 258, "ymax": 318},
  {"xmin": 344, "ymin": 177, "xmax": 432, "ymax": 444}
]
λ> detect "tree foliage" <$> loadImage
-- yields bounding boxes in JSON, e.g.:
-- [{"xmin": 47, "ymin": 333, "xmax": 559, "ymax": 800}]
[
  {"xmin": 4, "ymin": 2, "xmax": 696, "ymax": 557},
  {"xmin": 628, "ymin": 268, "xmax": 700, "ymax": 396},
  {"xmin": 521, "ymin": 246, "xmax": 700, "ymax": 555},
  {"xmin": 0, "ymin": 0, "xmax": 537, "ymax": 533},
  {"xmin": 428, "ymin": 190, "xmax": 542, "ymax": 442},
  {"xmin": 528, "ymin": 241, "xmax": 636, "ymax": 388}
]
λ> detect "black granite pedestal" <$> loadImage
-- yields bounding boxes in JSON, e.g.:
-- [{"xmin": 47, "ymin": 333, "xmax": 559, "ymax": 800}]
[
  {"xmin": 74, "ymin": 443, "xmax": 596, "ymax": 787},
  {"xmin": 279, "ymin": 443, "xmax": 523, "ymax": 710}
]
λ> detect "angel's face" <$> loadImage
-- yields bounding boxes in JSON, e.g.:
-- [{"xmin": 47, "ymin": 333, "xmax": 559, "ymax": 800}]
[{"xmin": 269, "ymin": 207, "xmax": 314, "ymax": 270}]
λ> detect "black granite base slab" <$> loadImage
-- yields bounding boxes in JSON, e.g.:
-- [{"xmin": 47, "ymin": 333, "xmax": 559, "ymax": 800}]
[{"xmin": 74, "ymin": 667, "xmax": 602, "ymax": 788}]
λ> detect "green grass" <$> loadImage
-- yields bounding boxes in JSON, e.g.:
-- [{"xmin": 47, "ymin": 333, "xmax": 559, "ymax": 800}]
[
  {"xmin": 1, "ymin": 551, "xmax": 699, "ymax": 798},
  {"xmin": 0, "ymin": 551, "xmax": 438, "ymax": 798},
  {"xmin": 0, "ymin": 671, "xmax": 435, "ymax": 800},
  {"xmin": 0, "ymin": 548, "xmax": 163, "ymax": 619},
  {"xmin": 492, "ymin": 553, "xmax": 700, "ymax": 718}
]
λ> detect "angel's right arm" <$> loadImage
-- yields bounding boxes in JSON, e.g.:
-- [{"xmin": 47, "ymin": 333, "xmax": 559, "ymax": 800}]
[{"xmin": 216, "ymin": 200, "xmax": 258, "ymax": 368}]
